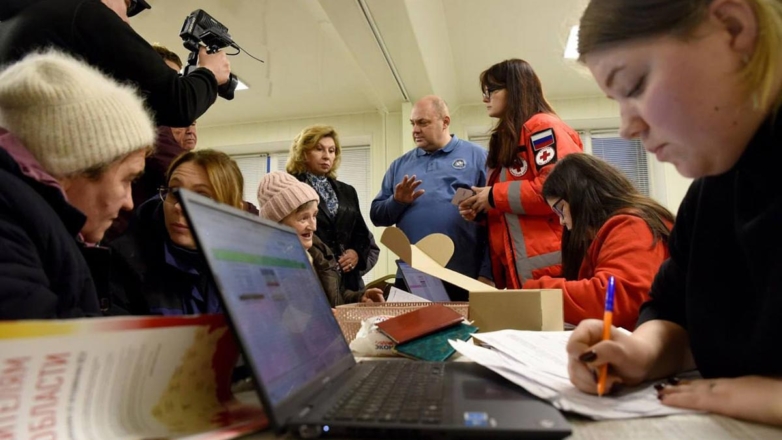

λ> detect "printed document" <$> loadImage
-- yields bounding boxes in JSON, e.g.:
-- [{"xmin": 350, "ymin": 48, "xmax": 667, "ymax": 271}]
[{"xmin": 451, "ymin": 330, "xmax": 700, "ymax": 420}]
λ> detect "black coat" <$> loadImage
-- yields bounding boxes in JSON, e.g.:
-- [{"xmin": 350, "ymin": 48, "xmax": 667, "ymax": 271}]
[
  {"xmin": 0, "ymin": 0, "xmax": 216, "ymax": 127},
  {"xmin": 109, "ymin": 198, "xmax": 219, "ymax": 315},
  {"xmin": 0, "ymin": 145, "xmax": 101, "ymax": 319},
  {"xmin": 295, "ymin": 174, "xmax": 372, "ymax": 292}
]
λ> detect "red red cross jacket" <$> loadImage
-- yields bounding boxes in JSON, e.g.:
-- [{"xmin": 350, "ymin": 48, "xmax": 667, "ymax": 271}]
[
  {"xmin": 523, "ymin": 214, "xmax": 672, "ymax": 330},
  {"xmin": 488, "ymin": 112, "xmax": 583, "ymax": 289}
]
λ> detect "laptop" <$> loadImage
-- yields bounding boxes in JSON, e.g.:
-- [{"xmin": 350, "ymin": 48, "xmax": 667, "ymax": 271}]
[
  {"xmin": 396, "ymin": 260, "xmax": 452, "ymax": 302},
  {"xmin": 178, "ymin": 189, "xmax": 571, "ymax": 439}
]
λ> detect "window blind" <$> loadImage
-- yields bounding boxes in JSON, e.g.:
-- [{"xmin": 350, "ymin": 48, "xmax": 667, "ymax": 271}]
[
  {"xmin": 338, "ymin": 147, "xmax": 373, "ymax": 282},
  {"xmin": 590, "ymin": 133, "xmax": 650, "ymax": 196},
  {"xmin": 231, "ymin": 153, "xmax": 268, "ymax": 205}
]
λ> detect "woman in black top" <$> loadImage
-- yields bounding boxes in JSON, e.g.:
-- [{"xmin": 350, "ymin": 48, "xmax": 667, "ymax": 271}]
[
  {"xmin": 568, "ymin": 0, "xmax": 782, "ymax": 426},
  {"xmin": 287, "ymin": 125, "xmax": 375, "ymax": 292},
  {"xmin": 110, "ymin": 150, "xmax": 244, "ymax": 315}
]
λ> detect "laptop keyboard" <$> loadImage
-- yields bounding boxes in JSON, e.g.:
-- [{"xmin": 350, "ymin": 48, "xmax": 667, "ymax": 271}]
[{"xmin": 324, "ymin": 362, "xmax": 446, "ymax": 424}]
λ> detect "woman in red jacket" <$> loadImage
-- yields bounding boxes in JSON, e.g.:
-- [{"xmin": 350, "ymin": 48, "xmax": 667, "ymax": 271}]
[
  {"xmin": 523, "ymin": 154, "xmax": 674, "ymax": 330},
  {"xmin": 460, "ymin": 59, "xmax": 583, "ymax": 289}
]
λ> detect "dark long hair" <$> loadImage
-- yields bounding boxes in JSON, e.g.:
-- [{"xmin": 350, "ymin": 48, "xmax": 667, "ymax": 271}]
[
  {"xmin": 480, "ymin": 59, "xmax": 555, "ymax": 169},
  {"xmin": 542, "ymin": 154, "xmax": 674, "ymax": 280}
]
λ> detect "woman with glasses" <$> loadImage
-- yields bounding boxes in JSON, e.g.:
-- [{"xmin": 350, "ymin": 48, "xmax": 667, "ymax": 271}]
[
  {"xmin": 459, "ymin": 58, "xmax": 583, "ymax": 289},
  {"xmin": 567, "ymin": 0, "xmax": 782, "ymax": 425},
  {"xmin": 109, "ymin": 149, "xmax": 244, "ymax": 315},
  {"xmin": 523, "ymin": 154, "xmax": 673, "ymax": 330}
]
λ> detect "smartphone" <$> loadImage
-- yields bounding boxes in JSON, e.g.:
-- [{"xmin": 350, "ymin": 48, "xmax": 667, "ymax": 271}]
[{"xmin": 451, "ymin": 187, "xmax": 475, "ymax": 206}]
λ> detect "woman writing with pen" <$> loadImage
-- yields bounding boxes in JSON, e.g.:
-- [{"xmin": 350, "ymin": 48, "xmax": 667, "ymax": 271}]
[
  {"xmin": 568, "ymin": 0, "xmax": 782, "ymax": 426},
  {"xmin": 522, "ymin": 154, "xmax": 674, "ymax": 331}
]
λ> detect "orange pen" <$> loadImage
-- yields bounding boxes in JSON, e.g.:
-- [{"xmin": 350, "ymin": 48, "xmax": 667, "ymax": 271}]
[{"xmin": 597, "ymin": 275, "xmax": 615, "ymax": 397}]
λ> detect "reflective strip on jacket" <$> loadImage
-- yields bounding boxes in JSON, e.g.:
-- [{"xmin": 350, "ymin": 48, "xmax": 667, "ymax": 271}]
[{"xmin": 488, "ymin": 113, "xmax": 584, "ymax": 289}]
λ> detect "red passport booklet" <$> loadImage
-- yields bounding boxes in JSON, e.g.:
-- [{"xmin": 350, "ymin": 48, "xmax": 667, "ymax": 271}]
[{"xmin": 376, "ymin": 304, "xmax": 464, "ymax": 344}]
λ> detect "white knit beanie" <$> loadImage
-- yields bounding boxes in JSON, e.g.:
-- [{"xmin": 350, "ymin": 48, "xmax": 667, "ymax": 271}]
[
  {"xmin": 257, "ymin": 171, "xmax": 319, "ymax": 222},
  {"xmin": 0, "ymin": 51, "xmax": 156, "ymax": 176}
]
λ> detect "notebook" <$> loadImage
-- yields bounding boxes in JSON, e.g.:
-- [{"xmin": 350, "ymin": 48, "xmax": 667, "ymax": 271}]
[
  {"xmin": 178, "ymin": 189, "xmax": 571, "ymax": 439},
  {"xmin": 396, "ymin": 259, "xmax": 452, "ymax": 302},
  {"xmin": 375, "ymin": 303, "xmax": 464, "ymax": 344},
  {"xmin": 394, "ymin": 323, "xmax": 479, "ymax": 362}
]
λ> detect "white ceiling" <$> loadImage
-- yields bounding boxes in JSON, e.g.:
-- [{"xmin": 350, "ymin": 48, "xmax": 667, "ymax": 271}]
[{"xmin": 132, "ymin": 0, "xmax": 599, "ymax": 128}]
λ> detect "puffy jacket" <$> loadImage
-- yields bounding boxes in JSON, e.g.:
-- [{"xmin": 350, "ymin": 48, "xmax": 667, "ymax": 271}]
[{"xmin": 0, "ymin": 137, "xmax": 101, "ymax": 319}]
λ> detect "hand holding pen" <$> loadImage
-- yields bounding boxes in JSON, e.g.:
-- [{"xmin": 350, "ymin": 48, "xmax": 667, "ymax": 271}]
[{"xmin": 565, "ymin": 275, "xmax": 653, "ymax": 396}]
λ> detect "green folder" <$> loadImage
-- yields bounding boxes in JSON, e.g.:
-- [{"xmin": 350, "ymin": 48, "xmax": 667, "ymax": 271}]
[{"xmin": 393, "ymin": 324, "xmax": 479, "ymax": 362}]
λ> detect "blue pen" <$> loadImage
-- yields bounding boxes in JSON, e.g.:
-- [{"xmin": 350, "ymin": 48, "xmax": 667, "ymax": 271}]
[{"xmin": 597, "ymin": 276, "xmax": 615, "ymax": 396}]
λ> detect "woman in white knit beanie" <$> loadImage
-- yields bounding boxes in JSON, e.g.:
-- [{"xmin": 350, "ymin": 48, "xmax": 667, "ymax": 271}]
[
  {"xmin": 257, "ymin": 171, "xmax": 384, "ymax": 306},
  {"xmin": 0, "ymin": 51, "xmax": 155, "ymax": 319}
]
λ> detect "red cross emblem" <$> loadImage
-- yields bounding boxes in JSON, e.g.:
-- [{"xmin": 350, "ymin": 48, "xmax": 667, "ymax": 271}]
[{"xmin": 535, "ymin": 146, "xmax": 556, "ymax": 166}]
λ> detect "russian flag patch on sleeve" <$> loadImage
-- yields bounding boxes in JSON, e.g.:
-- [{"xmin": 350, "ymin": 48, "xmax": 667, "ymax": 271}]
[
  {"xmin": 530, "ymin": 128, "xmax": 555, "ymax": 151},
  {"xmin": 530, "ymin": 128, "xmax": 557, "ymax": 169}
]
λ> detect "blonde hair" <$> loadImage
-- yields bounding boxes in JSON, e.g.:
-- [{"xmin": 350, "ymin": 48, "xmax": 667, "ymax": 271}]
[
  {"xmin": 578, "ymin": 0, "xmax": 782, "ymax": 111},
  {"xmin": 285, "ymin": 125, "xmax": 342, "ymax": 179},
  {"xmin": 167, "ymin": 149, "xmax": 244, "ymax": 209}
]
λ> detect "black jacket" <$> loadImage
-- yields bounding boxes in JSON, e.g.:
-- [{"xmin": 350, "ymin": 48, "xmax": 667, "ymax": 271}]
[
  {"xmin": 0, "ymin": 0, "xmax": 217, "ymax": 127},
  {"xmin": 109, "ymin": 198, "xmax": 219, "ymax": 315},
  {"xmin": 0, "ymin": 145, "xmax": 101, "ymax": 319},
  {"xmin": 639, "ymin": 114, "xmax": 782, "ymax": 379},
  {"xmin": 295, "ymin": 174, "xmax": 372, "ymax": 292}
]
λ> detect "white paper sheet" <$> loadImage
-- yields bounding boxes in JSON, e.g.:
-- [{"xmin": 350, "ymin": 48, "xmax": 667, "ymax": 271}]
[
  {"xmin": 385, "ymin": 287, "xmax": 431, "ymax": 303},
  {"xmin": 451, "ymin": 330, "xmax": 700, "ymax": 420}
]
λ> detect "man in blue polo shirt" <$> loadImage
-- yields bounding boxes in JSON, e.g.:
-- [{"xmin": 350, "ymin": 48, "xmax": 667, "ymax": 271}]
[{"xmin": 371, "ymin": 95, "xmax": 492, "ymax": 299}]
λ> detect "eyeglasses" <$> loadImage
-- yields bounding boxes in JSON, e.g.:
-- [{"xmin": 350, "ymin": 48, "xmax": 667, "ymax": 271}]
[
  {"xmin": 551, "ymin": 198, "xmax": 566, "ymax": 219},
  {"xmin": 158, "ymin": 186, "xmax": 181, "ymax": 206},
  {"xmin": 482, "ymin": 86, "xmax": 502, "ymax": 100}
]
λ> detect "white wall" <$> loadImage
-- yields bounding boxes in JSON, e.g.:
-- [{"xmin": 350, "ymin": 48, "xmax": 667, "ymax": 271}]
[{"xmin": 198, "ymin": 96, "xmax": 692, "ymax": 279}]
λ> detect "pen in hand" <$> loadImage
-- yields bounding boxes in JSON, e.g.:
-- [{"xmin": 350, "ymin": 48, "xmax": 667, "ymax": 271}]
[{"xmin": 597, "ymin": 275, "xmax": 616, "ymax": 397}]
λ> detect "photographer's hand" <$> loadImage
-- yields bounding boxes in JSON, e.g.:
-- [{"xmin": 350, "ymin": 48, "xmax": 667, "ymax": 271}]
[{"xmin": 197, "ymin": 47, "xmax": 231, "ymax": 85}]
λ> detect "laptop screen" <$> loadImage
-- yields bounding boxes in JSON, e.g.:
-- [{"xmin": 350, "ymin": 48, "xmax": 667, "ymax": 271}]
[
  {"xmin": 181, "ymin": 193, "xmax": 351, "ymax": 406},
  {"xmin": 396, "ymin": 260, "xmax": 451, "ymax": 302}
]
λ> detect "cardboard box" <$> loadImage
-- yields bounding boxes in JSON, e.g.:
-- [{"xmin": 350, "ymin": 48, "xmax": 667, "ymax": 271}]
[
  {"xmin": 468, "ymin": 289, "xmax": 564, "ymax": 332},
  {"xmin": 381, "ymin": 227, "xmax": 563, "ymax": 332}
]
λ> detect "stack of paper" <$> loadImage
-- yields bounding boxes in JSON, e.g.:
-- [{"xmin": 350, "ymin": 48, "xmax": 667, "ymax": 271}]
[{"xmin": 450, "ymin": 330, "xmax": 699, "ymax": 420}]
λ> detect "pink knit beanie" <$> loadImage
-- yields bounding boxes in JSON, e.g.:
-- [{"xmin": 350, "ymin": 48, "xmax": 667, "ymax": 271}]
[{"xmin": 257, "ymin": 171, "xmax": 319, "ymax": 222}]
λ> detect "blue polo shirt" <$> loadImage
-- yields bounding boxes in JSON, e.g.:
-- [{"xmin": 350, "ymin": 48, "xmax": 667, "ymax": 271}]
[{"xmin": 371, "ymin": 135, "xmax": 491, "ymax": 279}]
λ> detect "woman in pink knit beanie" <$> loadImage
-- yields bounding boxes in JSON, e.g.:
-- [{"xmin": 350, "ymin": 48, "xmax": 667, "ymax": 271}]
[{"xmin": 257, "ymin": 171, "xmax": 383, "ymax": 307}]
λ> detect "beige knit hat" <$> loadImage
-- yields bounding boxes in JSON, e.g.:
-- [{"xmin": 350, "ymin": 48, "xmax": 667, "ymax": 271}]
[
  {"xmin": 0, "ymin": 51, "xmax": 156, "ymax": 176},
  {"xmin": 257, "ymin": 171, "xmax": 319, "ymax": 222}
]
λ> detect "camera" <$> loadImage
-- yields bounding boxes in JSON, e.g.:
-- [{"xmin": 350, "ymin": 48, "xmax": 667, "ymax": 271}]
[{"xmin": 180, "ymin": 9, "xmax": 239, "ymax": 100}]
